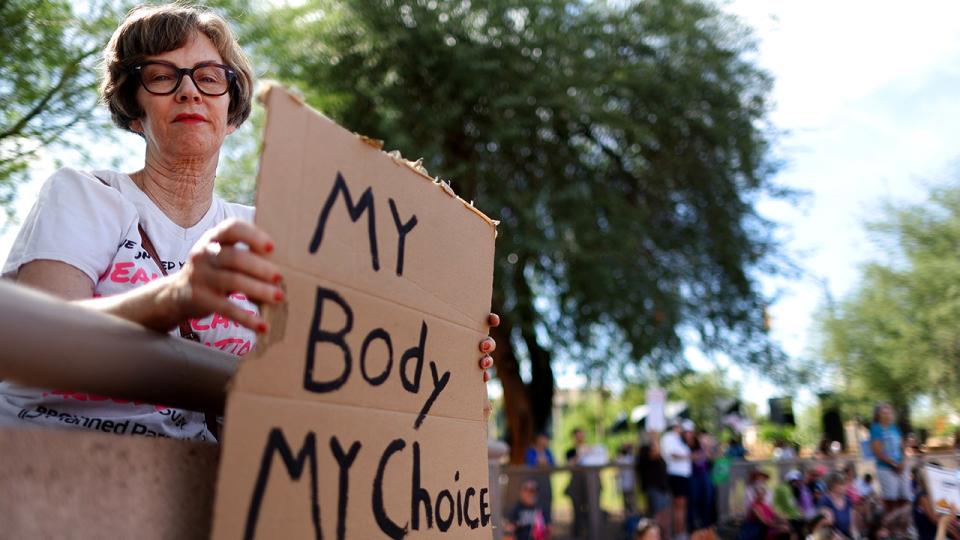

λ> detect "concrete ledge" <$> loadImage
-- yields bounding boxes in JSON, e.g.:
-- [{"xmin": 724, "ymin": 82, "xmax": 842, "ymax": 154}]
[{"xmin": 0, "ymin": 426, "xmax": 219, "ymax": 539}]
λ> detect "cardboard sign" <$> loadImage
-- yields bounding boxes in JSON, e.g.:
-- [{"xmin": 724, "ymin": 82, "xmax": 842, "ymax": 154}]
[
  {"xmin": 645, "ymin": 388, "xmax": 666, "ymax": 432},
  {"xmin": 925, "ymin": 464, "xmax": 960, "ymax": 515},
  {"xmin": 211, "ymin": 86, "xmax": 497, "ymax": 539}
]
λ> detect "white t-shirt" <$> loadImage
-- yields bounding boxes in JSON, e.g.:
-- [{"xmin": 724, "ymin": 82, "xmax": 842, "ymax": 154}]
[
  {"xmin": 660, "ymin": 430, "xmax": 692, "ymax": 477},
  {"xmin": 0, "ymin": 168, "xmax": 257, "ymax": 441}
]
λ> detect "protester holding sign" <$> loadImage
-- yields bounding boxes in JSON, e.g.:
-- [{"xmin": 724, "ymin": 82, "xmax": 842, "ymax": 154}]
[
  {"xmin": 915, "ymin": 464, "xmax": 960, "ymax": 540},
  {"xmin": 0, "ymin": 3, "xmax": 495, "ymax": 441},
  {"xmin": 662, "ymin": 420, "xmax": 693, "ymax": 538}
]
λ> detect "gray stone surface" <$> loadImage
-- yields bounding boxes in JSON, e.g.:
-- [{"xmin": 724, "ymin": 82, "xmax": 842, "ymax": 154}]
[{"xmin": 0, "ymin": 426, "xmax": 219, "ymax": 539}]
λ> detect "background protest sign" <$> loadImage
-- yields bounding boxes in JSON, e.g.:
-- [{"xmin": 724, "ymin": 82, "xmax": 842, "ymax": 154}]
[
  {"xmin": 645, "ymin": 388, "xmax": 666, "ymax": 432},
  {"xmin": 925, "ymin": 464, "xmax": 960, "ymax": 515},
  {"xmin": 211, "ymin": 85, "xmax": 497, "ymax": 539}
]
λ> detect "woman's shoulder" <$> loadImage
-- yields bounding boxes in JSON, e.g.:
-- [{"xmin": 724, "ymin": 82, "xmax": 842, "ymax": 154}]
[
  {"xmin": 216, "ymin": 197, "xmax": 255, "ymax": 222},
  {"xmin": 41, "ymin": 167, "xmax": 134, "ymax": 204}
]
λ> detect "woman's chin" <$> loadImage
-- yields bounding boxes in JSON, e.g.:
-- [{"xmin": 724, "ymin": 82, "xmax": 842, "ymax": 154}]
[{"xmin": 166, "ymin": 135, "xmax": 221, "ymax": 160}]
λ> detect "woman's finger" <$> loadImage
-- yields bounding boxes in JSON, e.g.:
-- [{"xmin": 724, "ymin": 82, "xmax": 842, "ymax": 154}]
[
  {"xmin": 209, "ymin": 218, "xmax": 275, "ymax": 255},
  {"xmin": 479, "ymin": 337, "xmax": 496, "ymax": 354},
  {"xmin": 488, "ymin": 313, "xmax": 500, "ymax": 327},
  {"xmin": 479, "ymin": 355, "xmax": 494, "ymax": 370},
  {"xmin": 206, "ymin": 268, "xmax": 284, "ymax": 304},
  {"xmin": 191, "ymin": 287, "xmax": 268, "ymax": 333},
  {"xmin": 214, "ymin": 245, "xmax": 282, "ymax": 284}
]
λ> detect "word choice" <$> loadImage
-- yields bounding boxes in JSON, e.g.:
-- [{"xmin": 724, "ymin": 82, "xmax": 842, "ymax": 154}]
[{"xmin": 244, "ymin": 428, "xmax": 491, "ymax": 539}]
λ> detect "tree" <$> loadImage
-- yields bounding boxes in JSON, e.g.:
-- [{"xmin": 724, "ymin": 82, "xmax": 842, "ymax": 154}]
[
  {"xmin": 665, "ymin": 370, "xmax": 740, "ymax": 432},
  {"xmin": 819, "ymin": 183, "xmax": 960, "ymax": 427},
  {"xmin": 0, "ymin": 1, "xmax": 122, "ymax": 217},
  {"xmin": 239, "ymin": 0, "xmax": 785, "ymax": 462}
]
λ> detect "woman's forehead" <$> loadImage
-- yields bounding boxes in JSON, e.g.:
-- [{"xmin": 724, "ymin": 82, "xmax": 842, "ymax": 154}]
[{"xmin": 147, "ymin": 32, "xmax": 223, "ymax": 66}]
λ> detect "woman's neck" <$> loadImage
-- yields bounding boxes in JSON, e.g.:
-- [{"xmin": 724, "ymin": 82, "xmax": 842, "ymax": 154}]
[{"xmin": 133, "ymin": 153, "xmax": 217, "ymax": 228}]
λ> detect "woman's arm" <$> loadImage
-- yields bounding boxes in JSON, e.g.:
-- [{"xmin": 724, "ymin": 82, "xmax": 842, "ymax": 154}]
[
  {"xmin": 17, "ymin": 219, "xmax": 282, "ymax": 333},
  {"xmin": 17, "ymin": 218, "xmax": 499, "ymax": 379}
]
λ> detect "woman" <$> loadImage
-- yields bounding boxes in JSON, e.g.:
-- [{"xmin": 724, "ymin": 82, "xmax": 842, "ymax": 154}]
[
  {"xmin": 818, "ymin": 472, "xmax": 854, "ymax": 539},
  {"xmin": 0, "ymin": 4, "xmax": 496, "ymax": 441}
]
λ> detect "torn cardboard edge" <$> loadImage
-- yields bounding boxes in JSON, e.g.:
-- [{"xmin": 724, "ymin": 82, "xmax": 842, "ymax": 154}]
[{"xmin": 255, "ymin": 82, "xmax": 500, "ymax": 231}]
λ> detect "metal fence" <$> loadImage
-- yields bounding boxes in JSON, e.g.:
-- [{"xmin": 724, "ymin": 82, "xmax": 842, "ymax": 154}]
[{"xmin": 486, "ymin": 451, "xmax": 960, "ymax": 540}]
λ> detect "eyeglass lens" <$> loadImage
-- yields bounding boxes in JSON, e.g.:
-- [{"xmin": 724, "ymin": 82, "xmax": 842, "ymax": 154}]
[{"xmin": 141, "ymin": 64, "xmax": 230, "ymax": 95}]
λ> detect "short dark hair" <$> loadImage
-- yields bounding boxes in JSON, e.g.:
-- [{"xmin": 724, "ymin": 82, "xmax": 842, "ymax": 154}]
[{"xmin": 100, "ymin": 3, "xmax": 255, "ymax": 133}]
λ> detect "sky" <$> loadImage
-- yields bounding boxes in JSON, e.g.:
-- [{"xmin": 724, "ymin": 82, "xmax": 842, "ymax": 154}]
[
  {"xmin": 691, "ymin": 0, "xmax": 960, "ymax": 414},
  {"xmin": 4, "ymin": 2, "xmax": 960, "ymax": 413}
]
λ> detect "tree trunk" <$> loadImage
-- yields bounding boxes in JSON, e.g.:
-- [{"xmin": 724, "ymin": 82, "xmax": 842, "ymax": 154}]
[
  {"xmin": 512, "ymin": 268, "xmax": 555, "ymax": 439},
  {"xmin": 492, "ymin": 268, "xmax": 557, "ymax": 464},
  {"xmin": 491, "ymin": 316, "xmax": 534, "ymax": 464}
]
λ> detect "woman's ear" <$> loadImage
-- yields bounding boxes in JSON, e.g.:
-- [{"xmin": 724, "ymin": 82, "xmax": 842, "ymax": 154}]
[{"xmin": 130, "ymin": 118, "xmax": 143, "ymax": 134}]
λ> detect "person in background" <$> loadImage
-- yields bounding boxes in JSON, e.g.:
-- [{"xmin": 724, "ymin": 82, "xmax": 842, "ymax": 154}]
[
  {"xmin": 686, "ymin": 428, "xmax": 716, "ymax": 531},
  {"xmin": 636, "ymin": 430, "xmax": 672, "ymax": 537},
  {"xmin": 773, "ymin": 439, "xmax": 797, "ymax": 461},
  {"xmin": 634, "ymin": 517, "xmax": 662, "ymax": 540},
  {"xmin": 870, "ymin": 403, "xmax": 910, "ymax": 523},
  {"xmin": 726, "ymin": 435, "xmax": 749, "ymax": 460},
  {"xmin": 841, "ymin": 462, "xmax": 871, "ymax": 535},
  {"xmin": 912, "ymin": 464, "xmax": 960, "ymax": 540},
  {"xmin": 565, "ymin": 427, "xmax": 589, "ymax": 539},
  {"xmin": 818, "ymin": 472, "xmax": 854, "ymax": 539},
  {"xmin": 505, "ymin": 479, "xmax": 549, "ymax": 540},
  {"xmin": 617, "ymin": 442, "xmax": 638, "ymax": 515},
  {"xmin": 855, "ymin": 473, "xmax": 875, "ymax": 499},
  {"xmin": 806, "ymin": 465, "xmax": 828, "ymax": 506},
  {"xmin": 742, "ymin": 469, "xmax": 791, "ymax": 540},
  {"xmin": 662, "ymin": 420, "xmax": 693, "ymax": 539},
  {"xmin": 524, "ymin": 432, "xmax": 555, "ymax": 529},
  {"xmin": 774, "ymin": 469, "xmax": 811, "ymax": 536},
  {"xmin": 806, "ymin": 511, "xmax": 842, "ymax": 540}
]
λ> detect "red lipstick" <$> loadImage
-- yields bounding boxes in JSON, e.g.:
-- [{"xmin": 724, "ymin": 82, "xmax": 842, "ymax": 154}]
[{"xmin": 173, "ymin": 113, "xmax": 207, "ymax": 124}]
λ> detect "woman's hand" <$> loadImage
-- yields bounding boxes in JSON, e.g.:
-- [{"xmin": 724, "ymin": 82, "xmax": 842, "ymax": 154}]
[
  {"xmin": 478, "ymin": 313, "xmax": 500, "ymax": 382},
  {"xmin": 163, "ymin": 218, "xmax": 283, "ymax": 333}
]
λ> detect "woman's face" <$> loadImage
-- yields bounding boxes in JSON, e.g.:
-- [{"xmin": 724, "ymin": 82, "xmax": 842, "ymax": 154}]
[
  {"xmin": 130, "ymin": 32, "xmax": 236, "ymax": 162},
  {"xmin": 830, "ymin": 480, "xmax": 846, "ymax": 496}
]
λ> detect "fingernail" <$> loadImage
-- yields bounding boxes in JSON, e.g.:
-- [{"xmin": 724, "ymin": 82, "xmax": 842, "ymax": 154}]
[
  {"xmin": 272, "ymin": 273, "xmax": 282, "ymax": 284},
  {"xmin": 481, "ymin": 341, "xmax": 491, "ymax": 352},
  {"xmin": 257, "ymin": 322, "xmax": 268, "ymax": 333},
  {"xmin": 274, "ymin": 290, "xmax": 284, "ymax": 302},
  {"xmin": 264, "ymin": 241, "xmax": 274, "ymax": 254}
]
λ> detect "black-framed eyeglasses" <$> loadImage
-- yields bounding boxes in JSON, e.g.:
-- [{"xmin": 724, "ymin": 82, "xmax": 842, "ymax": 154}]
[{"xmin": 131, "ymin": 60, "xmax": 236, "ymax": 97}]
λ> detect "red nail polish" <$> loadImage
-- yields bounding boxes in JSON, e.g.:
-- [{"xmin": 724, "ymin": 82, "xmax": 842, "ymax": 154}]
[
  {"xmin": 481, "ymin": 342, "xmax": 491, "ymax": 352},
  {"xmin": 273, "ymin": 273, "xmax": 282, "ymax": 284},
  {"xmin": 274, "ymin": 290, "xmax": 284, "ymax": 302},
  {"xmin": 257, "ymin": 322, "xmax": 268, "ymax": 333},
  {"xmin": 264, "ymin": 241, "xmax": 274, "ymax": 254}
]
